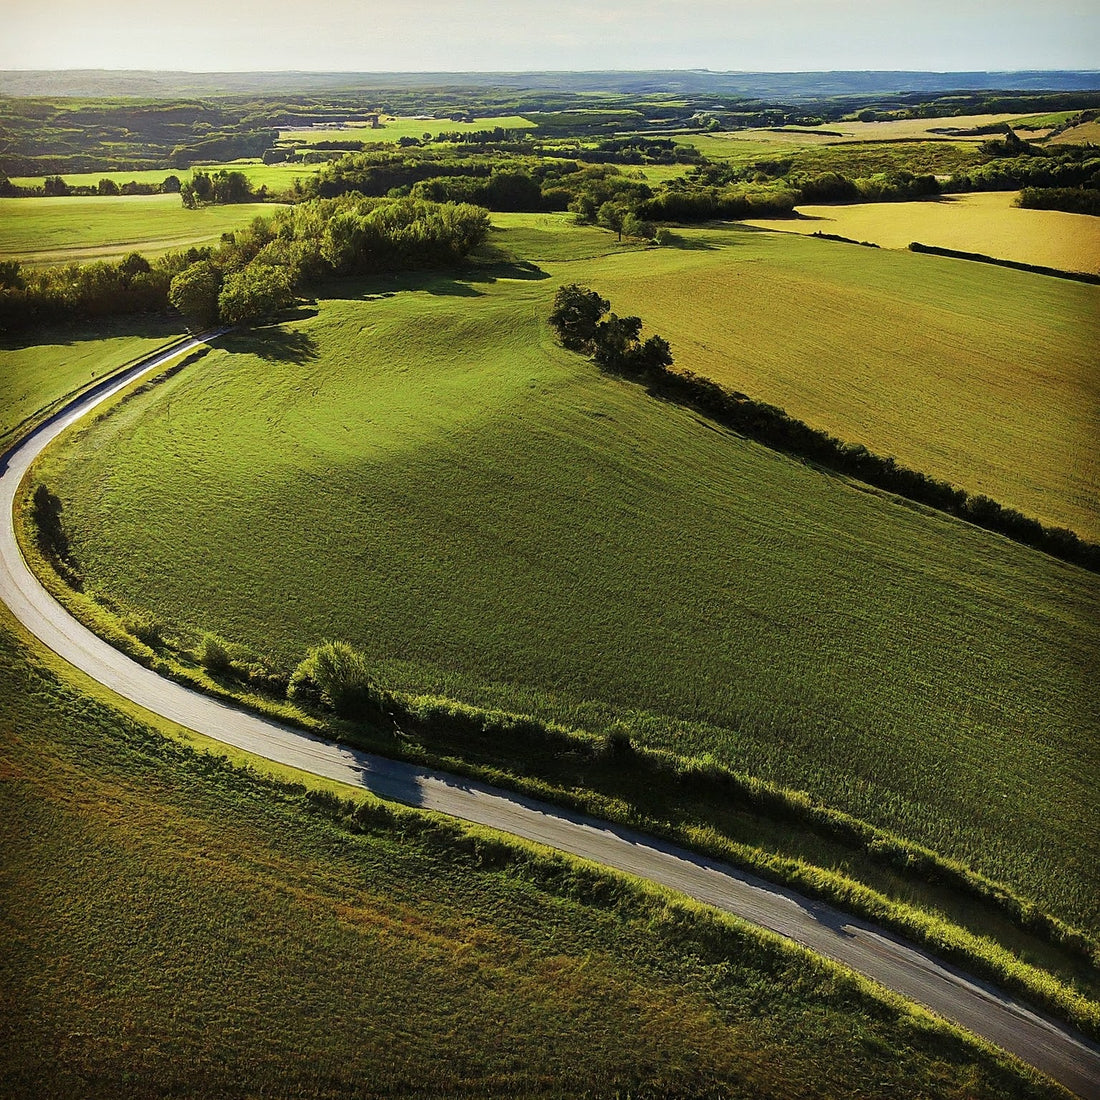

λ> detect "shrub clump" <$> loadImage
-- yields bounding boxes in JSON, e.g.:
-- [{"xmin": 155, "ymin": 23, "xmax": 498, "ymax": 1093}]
[
  {"xmin": 198, "ymin": 632, "xmax": 235, "ymax": 676},
  {"xmin": 122, "ymin": 611, "xmax": 163, "ymax": 649},
  {"xmin": 289, "ymin": 641, "xmax": 386, "ymax": 720}
]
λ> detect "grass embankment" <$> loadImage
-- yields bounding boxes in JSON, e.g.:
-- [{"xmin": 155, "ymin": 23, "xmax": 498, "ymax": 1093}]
[
  {"xmin": 0, "ymin": 319, "xmax": 183, "ymax": 447},
  {"xmin": 0, "ymin": 194, "xmax": 282, "ymax": 266},
  {"xmin": 740, "ymin": 191, "xmax": 1100, "ymax": 275},
  {"xmin": 5, "ymin": 615, "xmax": 1065, "ymax": 1099},
  {"xmin": 33, "ymin": 219, "xmax": 1100, "ymax": 952},
  {"xmin": 1050, "ymin": 119, "xmax": 1100, "ymax": 145}
]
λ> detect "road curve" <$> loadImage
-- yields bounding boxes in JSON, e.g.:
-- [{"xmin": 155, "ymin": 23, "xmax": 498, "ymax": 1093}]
[{"xmin": 2, "ymin": 338, "xmax": 1098, "ymax": 1099}]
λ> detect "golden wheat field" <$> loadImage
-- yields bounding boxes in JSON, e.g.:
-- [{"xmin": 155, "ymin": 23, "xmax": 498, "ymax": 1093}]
[{"xmin": 740, "ymin": 190, "xmax": 1100, "ymax": 274}]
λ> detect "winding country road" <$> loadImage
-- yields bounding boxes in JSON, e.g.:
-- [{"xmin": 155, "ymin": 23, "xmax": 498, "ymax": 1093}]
[{"xmin": 2, "ymin": 337, "xmax": 1099, "ymax": 1099}]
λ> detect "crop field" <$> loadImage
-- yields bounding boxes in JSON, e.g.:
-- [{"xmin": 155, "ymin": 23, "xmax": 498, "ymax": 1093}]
[
  {"xmin": 5, "ymin": 616, "xmax": 1058, "ymax": 1099},
  {"xmin": 1050, "ymin": 118, "xmax": 1100, "ymax": 145},
  {"xmin": 804, "ymin": 113, "xmax": 1056, "ymax": 141},
  {"xmin": 544, "ymin": 216, "xmax": 1099, "ymax": 540},
  {"xmin": 9, "ymin": 160, "xmax": 323, "ymax": 193},
  {"xmin": 0, "ymin": 319, "xmax": 182, "ymax": 445},
  {"xmin": 740, "ymin": 190, "xmax": 1100, "ymax": 274},
  {"xmin": 38, "ymin": 218, "xmax": 1100, "ymax": 934},
  {"xmin": 279, "ymin": 114, "xmax": 536, "ymax": 145},
  {"xmin": 676, "ymin": 133, "xmax": 984, "ymax": 177},
  {"xmin": 0, "ymin": 194, "xmax": 283, "ymax": 266}
]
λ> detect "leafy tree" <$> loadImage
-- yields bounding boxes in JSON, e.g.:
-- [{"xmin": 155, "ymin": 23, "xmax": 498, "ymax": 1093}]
[
  {"xmin": 289, "ymin": 641, "xmax": 385, "ymax": 720},
  {"xmin": 161, "ymin": 174, "xmax": 182, "ymax": 193},
  {"xmin": 548, "ymin": 284, "xmax": 609, "ymax": 352},
  {"xmin": 217, "ymin": 264, "xmax": 294, "ymax": 324},
  {"xmin": 168, "ymin": 260, "xmax": 222, "ymax": 327},
  {"xmin": 97, "ymin": 177, "xmax": 119, "ymax": 196},
  {"xmin": 0, "ymin": 260, "xmax": 25, "ymax": 290}
]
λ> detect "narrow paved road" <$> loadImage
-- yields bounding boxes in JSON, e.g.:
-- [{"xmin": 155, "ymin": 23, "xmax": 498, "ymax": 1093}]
[{"xmin": 3, "ymin": 338, "xmax": 1098, "ymax": 1099}]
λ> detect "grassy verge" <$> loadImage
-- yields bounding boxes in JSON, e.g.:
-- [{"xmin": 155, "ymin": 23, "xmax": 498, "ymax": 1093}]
[{"xmin": 0, "ymin": 607, "xmax": 1071, "ymax": 1099}]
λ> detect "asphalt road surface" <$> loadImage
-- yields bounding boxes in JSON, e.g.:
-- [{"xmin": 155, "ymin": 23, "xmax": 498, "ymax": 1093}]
[{"xmin": 2, "ymin": 337, "xmax": 1098, "ymax": 1099}]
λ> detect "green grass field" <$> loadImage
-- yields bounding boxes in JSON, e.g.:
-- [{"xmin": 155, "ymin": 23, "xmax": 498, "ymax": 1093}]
[
  {"xmin": 5, "ymin": 612, "xmax": 1061, "ymax": 1099},
  {"xmin": 37, "ymin": 217, "xmax": 1100, "ymax": 938},
  {"xmin": 279, "ymin": 114, "xmax": 536, "ymax": 146},
  {"xmin": 559, "ymin": 219, "xmax": 1098, "ymax": 540},
  {"xmin": 9, "ymin": 160, "xmax": 322, "ymax": 193},
  {"xmin": 0, "ymin": 319, "xmax": 182, "ymax": 446},
  {"xmin": 0, "ymin": 194, "xmax": 283, "ymax": 266}
]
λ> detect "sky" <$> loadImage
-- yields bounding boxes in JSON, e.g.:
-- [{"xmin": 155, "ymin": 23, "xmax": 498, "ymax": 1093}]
[{"xmin": 3, "ymin": 0, "xmax": 1098, "ymax": 73}]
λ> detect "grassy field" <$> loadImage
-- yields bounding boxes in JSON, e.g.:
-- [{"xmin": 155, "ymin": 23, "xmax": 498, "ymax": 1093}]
[
  {"xmin": 0, "ymin": 194, "xmax": 283, "ymax": 266},
  {"xmin": 548, "ymin": 217, "xmax": 1100, "ymax": 541},
  {"xmin": 280, "ymin": 114, "xmax": 536, "ymax": 145},
  {"xmin": 740, "ymin": 190, "xmax": 1100, "ymax": 274},
  {"xmin": 9, "ymin": 160, "xmax": 322, "ymax": 193},
  {"xmin": 1050, "ymin": 119, "xmax": 1100, "ymax": 145},
  {"xmin": 37, "ymin": 218, "xmax": 1100, "ymax": 938},
  {"xmin": 0, "ymin": 319, "xmax": 182, "ymax": 446},
  {"xmin": 5, "ymin": 612, "xmax": 1062, "ymax": 1099}
]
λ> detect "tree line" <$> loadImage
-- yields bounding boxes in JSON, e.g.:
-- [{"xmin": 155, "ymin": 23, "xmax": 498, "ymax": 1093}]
[
  {"xmin": 0, "ymin": 195, "xmax": 490, "ymax": 335},
  {"xmin": 549, "ymin": 284, "xmax": 1100, "ymax": 573}
]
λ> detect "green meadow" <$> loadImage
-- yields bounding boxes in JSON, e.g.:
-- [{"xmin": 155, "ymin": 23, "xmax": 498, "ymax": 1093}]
[
  {"xmin": 0, "ymin": 610, "xmax": 1061, "ymax": 1099},
  {"xmin": 37, "ymin": 217, "xmax": 1100, "ymax": 936},
  {"xmin": 0, "ymin": 194, "xmax": 282, "ymax": 266},
  {"xmin": 0, "ymin": 319, "xmax": 182, "ymax": 446}
]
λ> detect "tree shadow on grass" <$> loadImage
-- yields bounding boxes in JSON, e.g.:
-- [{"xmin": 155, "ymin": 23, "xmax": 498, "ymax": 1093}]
[
  {"xmin": 0, "ymin": 313, "xmax": 182, "ymax": 354},
  {"xmin": 312, "ymin": 260, "xmax": 550, "ymax": 303},
  {"xmin": 221, "ymin": 324, "xmax": 319, "ymax": 364}
]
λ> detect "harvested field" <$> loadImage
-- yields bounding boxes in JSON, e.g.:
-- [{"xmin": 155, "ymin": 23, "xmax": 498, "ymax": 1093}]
[{"xmin": 740, "ymin": 191, "xmax": 1100, "ymax": 274}]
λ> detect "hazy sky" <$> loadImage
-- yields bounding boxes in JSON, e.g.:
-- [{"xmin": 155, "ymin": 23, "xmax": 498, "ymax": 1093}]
[{"xmin": 4, "ymin": 0, "xmax": 1098, "ymax": 72}]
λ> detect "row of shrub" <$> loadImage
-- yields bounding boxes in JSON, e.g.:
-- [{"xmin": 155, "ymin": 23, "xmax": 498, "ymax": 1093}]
[
  {"xmin": 550, "ymin": 285, "xmax": 1100, "ymax": 572},
  {"xmin": 0, "ymin": 173, "xmax": 182, "ymax": 198},
  {"xmin": 908, "ymin": 241, "xmax": 1100, "ymax": 284},
  {"xmin": 186, "ymin": 634, "xmax": 1098, "ymax": 980}
]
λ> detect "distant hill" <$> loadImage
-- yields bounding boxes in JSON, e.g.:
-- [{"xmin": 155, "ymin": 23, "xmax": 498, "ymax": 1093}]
[{"xmin": 2, "ymin": 68, "xmax": 1098, "ymax": 99}]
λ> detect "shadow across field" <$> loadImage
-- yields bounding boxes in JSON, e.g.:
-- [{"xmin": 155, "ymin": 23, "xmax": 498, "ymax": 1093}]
[{"xmin": 221, "ymin": 325, "xmax": 319, "ymax": 364}]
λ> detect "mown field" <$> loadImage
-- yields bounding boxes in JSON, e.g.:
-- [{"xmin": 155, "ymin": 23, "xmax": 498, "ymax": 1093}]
[
  {"xmin": 5, "ymin": 613, "xmax": 1060, "ymax": 1099},
  {"xmin": 740, "ymin": 190, "xmax": 1100, "ymax": 274},
  {"xmin": 37, "ymin": 218, "xmax": 1100, "ymax": 936},
  {"xmin": 0, "ymin": 194, "xmax": 282, "ymax": 266},
  {"xmin": 0, "ymin": 319, "xmax": 181, "ymax": 446},
  {"xmin": 279, "ymin": 114, "xmax": 536, "ymax": 145}
]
